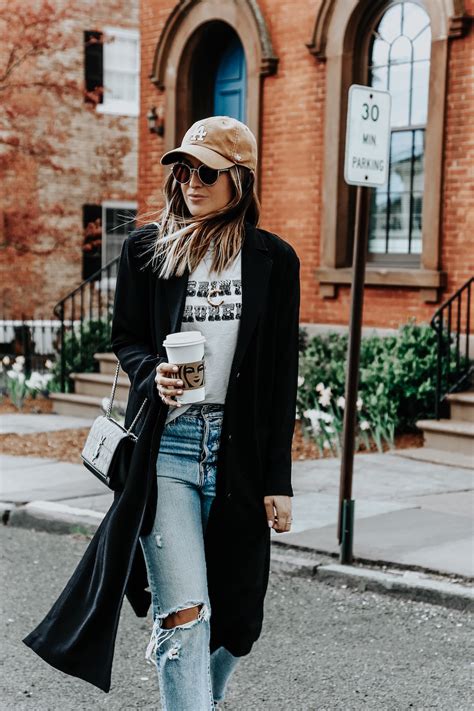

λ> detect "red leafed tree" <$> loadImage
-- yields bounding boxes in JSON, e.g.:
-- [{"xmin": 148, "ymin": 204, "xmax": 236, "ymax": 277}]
[
  {"xmin": 0, "ymin": 0, "xmax": 82, "ymax": 255},
  {"xmin": 0, "ymin": 0, "xmax": 132, "ymax": 256}
]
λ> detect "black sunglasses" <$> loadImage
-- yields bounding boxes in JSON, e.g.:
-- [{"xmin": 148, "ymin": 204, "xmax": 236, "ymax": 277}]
[{"xmin": 172, "ymin": 161, "xmax": 231, "ymax": 187}]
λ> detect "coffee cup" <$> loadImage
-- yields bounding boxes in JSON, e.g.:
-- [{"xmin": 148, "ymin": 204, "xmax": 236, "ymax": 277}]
[{"xmin": 162, "ymin": 331, "xmax": 206, "ymax": 404}]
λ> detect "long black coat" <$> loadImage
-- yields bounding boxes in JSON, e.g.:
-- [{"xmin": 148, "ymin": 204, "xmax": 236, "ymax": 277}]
[{"xmin": 23, "ymin": 221, "xmax": 301, "ymax": 693}]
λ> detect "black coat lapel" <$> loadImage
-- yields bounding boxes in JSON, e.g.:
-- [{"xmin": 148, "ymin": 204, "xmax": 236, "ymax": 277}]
[{"xmin": 162, "ymin": 222, "xmax": 272, "ymax": 381}]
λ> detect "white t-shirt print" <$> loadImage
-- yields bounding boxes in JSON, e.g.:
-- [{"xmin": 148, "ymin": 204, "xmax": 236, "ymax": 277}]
[{"xmin": 164, "ymin": 242, "xmax": 242, "ymax": 425}]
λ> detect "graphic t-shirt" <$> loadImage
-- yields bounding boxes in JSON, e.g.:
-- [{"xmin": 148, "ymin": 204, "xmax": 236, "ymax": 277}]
[{"xmin": 164, "ymin": 241, "xmax": 242, "ymax": 425}]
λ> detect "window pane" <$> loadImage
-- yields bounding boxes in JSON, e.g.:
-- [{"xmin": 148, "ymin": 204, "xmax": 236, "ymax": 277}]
[
  {"xmin": 411, "ymin": 60, "xmax": 430, "ymax": 124},
  {"xmin": 370, "ymin": 65, "xmax": 388, "ymax": 91},
  {"xmin": 402, "ymin": 2, "xmax": 430, "ymax": 40},
  {"xmin": 105, "ymin": 208, "xmax": 136, "ymax": 234},
  {"xmin": 410, "ymin": 192, "xmax": 423, "ymax": 253},
  {"xmin": 413, "ymin": 25, "xmax": 431, "ymax": 61},
  {"xmin": 413, "ymin": 129, "xmax": 425, "ymax": 192},
  {"xmin": 390, "ymin": 131, "xmax": 413, "ymax": 193},
  {"xmin": 105, "ymin": 70, "xmax": 137, "ymax": 103},
  {"xmin": 388, "ymin": 191, "xmax": 410, "ymax": 253},
  {"xmin": 368, "ymin": 190, "xmax": 388, "ymax": 253},
  {"xmin": 389, "ymin": 62, "xmax": 411, "ymax": 127},
  {"xmin": 105, "ymin": 36, "xmax": 138, "ymax": 71},
  {"xmin": 378, "ymin": 4, "xmax": 402, "ymax": 43},
  {"xmin": 104, "ymin": 208, "xmax": 137, "ymax": 267},
  {"xmin": 371, "ymin": 37, "xmax": 390, "ymax": 66},
  {"xmin": 390, "ymin": 35, "xmax": 412, "ymax": 64}
]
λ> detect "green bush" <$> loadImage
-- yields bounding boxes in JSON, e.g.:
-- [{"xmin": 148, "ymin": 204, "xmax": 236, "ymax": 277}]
[
  {"xmin": 297, "ymin": 320, "xmax": 468, "ymax": 454},
  {"xmin": 50, "ymin": 319, "xmax": 113, "ymax": 391}
]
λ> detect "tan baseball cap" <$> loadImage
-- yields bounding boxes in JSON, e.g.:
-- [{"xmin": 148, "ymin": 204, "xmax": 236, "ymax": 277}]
[{"xmin": 160, "ymin": 116, "xmax": 257, "ymax": 171}]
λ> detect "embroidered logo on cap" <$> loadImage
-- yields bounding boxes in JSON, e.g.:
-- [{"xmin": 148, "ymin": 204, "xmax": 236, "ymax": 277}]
[{"xmin": 189, "ymin": 125, "xmax": 207, "ymax": 142}]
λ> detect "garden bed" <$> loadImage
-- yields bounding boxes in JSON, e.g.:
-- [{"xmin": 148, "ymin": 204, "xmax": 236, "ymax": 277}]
[
  {"xmin": 0, "ymin": 417, "xmax": 423, "ymax": 464},
  {"xmin": 0, "ymin": 396, "xmax": 53, "ymax": 415}
]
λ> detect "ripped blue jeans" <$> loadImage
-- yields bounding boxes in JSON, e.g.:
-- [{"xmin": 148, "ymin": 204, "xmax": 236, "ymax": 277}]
[{"xmin": 139, "ymin": 404, "xmax": 240, "ymax": 710}]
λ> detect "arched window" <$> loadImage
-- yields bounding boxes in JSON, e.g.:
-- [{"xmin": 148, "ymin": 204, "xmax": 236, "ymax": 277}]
[
  {"xmin": 309, "ymin": 0, "xmax": 468, "ymax": 302},
  {"xmin": 367, "ymin": 2, "xmax": 431, "ymax": 263}
]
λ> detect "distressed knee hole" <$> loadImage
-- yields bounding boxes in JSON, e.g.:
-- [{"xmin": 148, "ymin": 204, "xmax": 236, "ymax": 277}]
[
  {"xmin": 154, "ymin": 533, "xmax": 163, "ymax": 547},
  {"xmin": 162, "ymin": 604, "xmax": 203, "ymax": 629},
  {"xmin": 145, "ymin": 602, "xmax": 210, "ymax": 665}
]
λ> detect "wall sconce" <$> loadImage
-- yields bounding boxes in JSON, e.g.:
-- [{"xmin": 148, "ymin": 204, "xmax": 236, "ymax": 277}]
[{"xmin": 147, "ymin": 106, "xmax": 164, "ymax": 136}]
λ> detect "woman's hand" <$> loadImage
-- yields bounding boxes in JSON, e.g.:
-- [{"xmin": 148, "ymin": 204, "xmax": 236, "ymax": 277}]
[
  {"xmin": 155, "ymin": 362, "xmax": 183, "ymax": 407},
  {"xmin": 264, "ymin": 495, "xmax": 292, "ymax": 533}
]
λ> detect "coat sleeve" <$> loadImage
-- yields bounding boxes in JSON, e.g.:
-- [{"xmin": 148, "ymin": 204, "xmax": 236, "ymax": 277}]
[
  {"xmin": 264, "ymin": 247, "xmax": 301, "ymax": 498},
  {"xmin": 111, "ymin": 227, "xmax": 167, "ymax": 405}
]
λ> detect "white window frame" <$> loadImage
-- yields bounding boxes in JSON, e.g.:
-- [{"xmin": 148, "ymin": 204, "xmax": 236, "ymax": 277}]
[{"xmin": 96, "ymin": 26, "xmax": 140, "ymax": 117}]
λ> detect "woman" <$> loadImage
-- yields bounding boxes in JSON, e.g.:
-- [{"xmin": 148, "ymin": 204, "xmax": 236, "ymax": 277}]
[{"xmin": 22, "ymin": 116, "xmax": 300, "ymax": 707}]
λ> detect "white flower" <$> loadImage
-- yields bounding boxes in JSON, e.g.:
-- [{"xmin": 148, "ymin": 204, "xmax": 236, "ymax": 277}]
[
  {"xmin": 318, "ymin": 387, "xmax": 332, "ymax": 408},
  {"xmin": 8, "ymin": 369, "xmax": 25, "ymax": 383},
  {"xmin": 303, "ymin": 409, "xmax": 321, "ymax": 434},
  {"xmin": 356, "ymin": 397, "xmax": 363, "ymax": 411},
  {"xmin": 323, "ymin": 439, "xmax": 331, "ymax": 449},
  {"xmin": 297, "ymin": 375, "xmax": 305, "ymax": 387},
  {"xmin": 315, "ymin": 382, "xmax": 325, "ymax": 393},
  {"xmin": 320, "ymin": 411, "xmax": 333, "ymax": 424},
  {"xmin": 26, "ymin": 371, "xmax": 53, "ymax": 391},
  {"xmin": 45, "ymin": 359, "xmax": 54, "ymax": 370},
  {"xmin": 15, "ymin": 355, "xmax": 25, "ymax": 365},
  {"xmin": 12, "ymin": 361, "xmax": 23, "ymax": 373},
  {"xmin": 337, "ymin": 396, "xmax": 345, "ymax": 409},
  {"xmin": 360, "ymin": 420, "xmax": 370, "ymax": 431},
  {"xmin": 2, "ymin": 356, "xmax": 11, "ymax": 365}
]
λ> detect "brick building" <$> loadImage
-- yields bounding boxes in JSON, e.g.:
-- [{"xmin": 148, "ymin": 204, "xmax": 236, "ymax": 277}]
[
  {"xmin": 1, "ymin": 0, "xmax": 140, "ymax": 318},
  {"xmin": 139, "ymin": 0, "xmax": 473, "ymax": 330}
]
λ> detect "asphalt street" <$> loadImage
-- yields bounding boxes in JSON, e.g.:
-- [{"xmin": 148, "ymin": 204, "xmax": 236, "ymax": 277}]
[{"xmin": 1, "ymin": 527, "xmax": 472, "ymax": 710}]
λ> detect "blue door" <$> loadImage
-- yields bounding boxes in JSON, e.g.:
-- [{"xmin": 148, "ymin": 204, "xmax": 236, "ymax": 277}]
[{"xmin": 213, "ymin": 36, "xmax": 247, "ymax": 122}]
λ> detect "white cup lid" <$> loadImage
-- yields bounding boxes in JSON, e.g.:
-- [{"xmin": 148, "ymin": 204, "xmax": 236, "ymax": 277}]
[{"xmin": 163, "ymin": 331, "xmax": 206, "ymax": 348}]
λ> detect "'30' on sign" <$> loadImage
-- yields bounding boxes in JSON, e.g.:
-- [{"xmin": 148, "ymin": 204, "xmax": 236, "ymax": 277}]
[{"xmin": 344, "ymin": 84, "xmax": 391, "ymax": 188}]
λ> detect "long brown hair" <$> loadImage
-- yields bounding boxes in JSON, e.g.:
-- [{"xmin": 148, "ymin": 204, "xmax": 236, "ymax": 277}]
[{"xmin": 137, "ymin": 164, "xmax": 260, "ymax": 279}]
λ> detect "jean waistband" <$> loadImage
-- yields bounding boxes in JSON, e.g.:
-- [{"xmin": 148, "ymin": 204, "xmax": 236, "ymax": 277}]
[{"xmin": 185, "ymin": 403, "xmax": 225, "ymax": 417}]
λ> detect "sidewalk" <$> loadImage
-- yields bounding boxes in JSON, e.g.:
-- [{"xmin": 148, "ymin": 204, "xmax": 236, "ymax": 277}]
[{"xmin": 1, "ymin": 414, "xmax": 472, "ymax": 601}]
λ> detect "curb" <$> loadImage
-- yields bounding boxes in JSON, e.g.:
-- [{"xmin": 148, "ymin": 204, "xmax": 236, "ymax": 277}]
[
  {"xmin": 3, "ymin": 501, "xmax": 472, "ymax": 612},
  {"xmin": 4, "ymin": 500, "xmax": 103, "ymax": 536},
  {"xmin": 270, "ymin": 550, "xmax": 473, "ymax": 612}
]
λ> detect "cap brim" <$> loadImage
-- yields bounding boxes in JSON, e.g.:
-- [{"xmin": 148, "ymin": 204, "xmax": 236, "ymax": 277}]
[{"xmin": 160, "ymin": 144, "xmax": 234, "ymax": 170}]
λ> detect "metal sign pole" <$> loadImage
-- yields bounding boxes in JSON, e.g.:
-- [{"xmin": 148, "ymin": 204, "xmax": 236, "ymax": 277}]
[
  {"xmin": 338, "ymin": 84, "xmax": 391, "ymax": 564},
  {"xmin": 337, "ymin": 184, "xmax": 368, "ymax": 562}
]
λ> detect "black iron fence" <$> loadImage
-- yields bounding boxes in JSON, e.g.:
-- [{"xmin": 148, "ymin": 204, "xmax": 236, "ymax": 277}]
[
  {"xmin": 431, "ymin": 276, "xmax": 473, "ymax": 419},
  {"xmin": 53, "ymin": 256, "xmax": 119, "ymax": 391}
]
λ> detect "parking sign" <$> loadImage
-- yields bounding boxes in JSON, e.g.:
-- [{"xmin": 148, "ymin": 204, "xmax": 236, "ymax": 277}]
[{"xmin": 344, "ymin": 84, "xmax": 391, "ymax": 188}]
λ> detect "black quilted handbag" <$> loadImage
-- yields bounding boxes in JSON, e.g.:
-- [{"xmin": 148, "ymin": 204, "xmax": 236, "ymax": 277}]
[{"xmin": 81, "ymin": 361, "xmax": 147, "ymax": 492}]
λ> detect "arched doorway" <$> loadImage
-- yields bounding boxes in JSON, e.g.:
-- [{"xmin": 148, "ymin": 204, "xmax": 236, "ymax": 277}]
[
  {"xmin": 178, "ymin": 22, "xmax": 247, "ymax": 139},
  {"xmin": 150, "ymin": 0, "xmax": 278, "ymax": 179}
]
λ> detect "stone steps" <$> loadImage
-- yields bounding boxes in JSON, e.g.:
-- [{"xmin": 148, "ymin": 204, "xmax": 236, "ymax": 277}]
[{"xmin": 50, "ymin": 353, "xmax": 128, "ymax": 418}]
